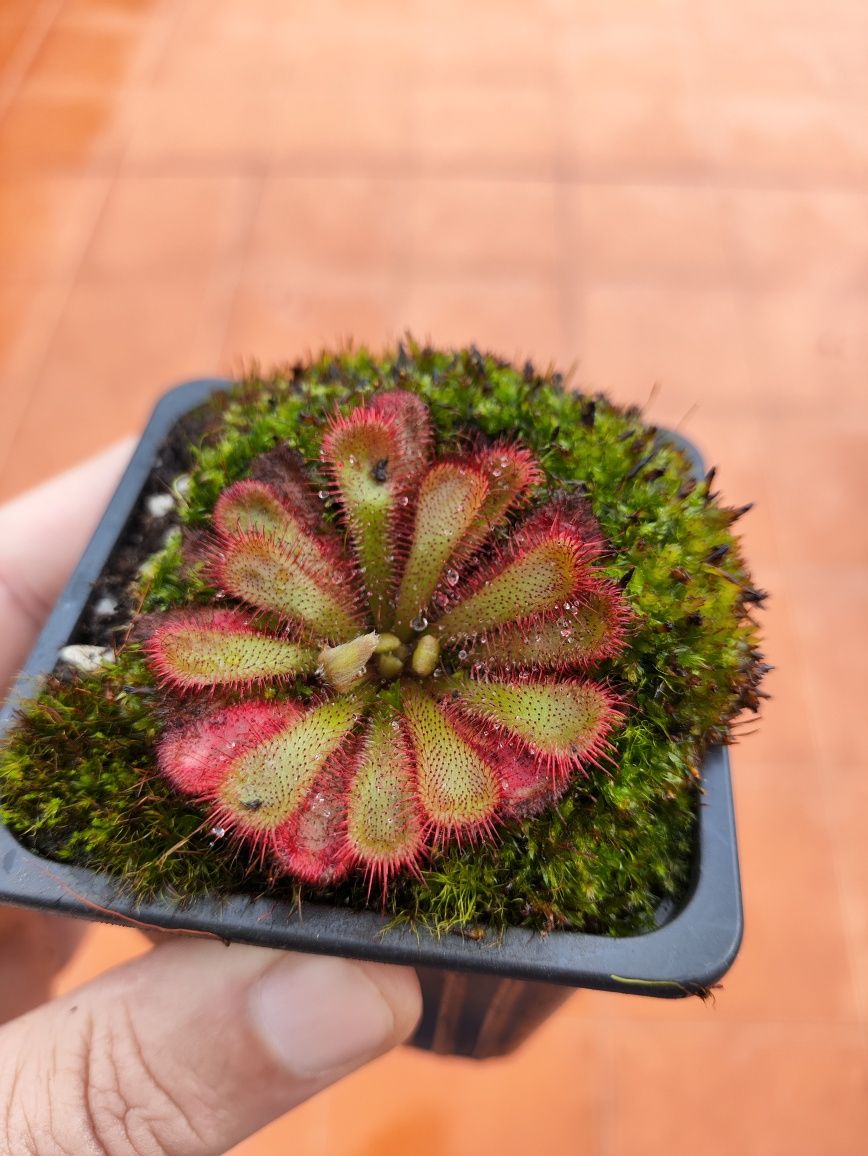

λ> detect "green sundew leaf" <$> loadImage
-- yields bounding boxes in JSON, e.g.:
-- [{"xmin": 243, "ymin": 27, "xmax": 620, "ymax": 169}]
[
  {"xmin": 392, "ymin": 463, "xmax": 490, "ymax": 639},
  {"xmin": 218, "ymin": 696, "xmax": 365, "ymax": 830},
  {"xmin": 453, "ymin": 679, "xmax": 614, "ymax": 762},
  {"xmin": 320, "ymin": 408, "xmax": 404, "ymax": 629},
  {"xmin": 214, "ymin": 480, "xmax": 335, "ymax": 581},
  {"xmin": 149, "ymin": 616, "xmax": 317, "ymax": 689},
  {"xmin": 435, "ymin": 535, "xmax": 585, "ymax": 641},
  {"xmin": 217, "ymin": 533, "xmax": 362, "ymax": 643},
  {"xmin": 345, "ymin": 704, "xmax": 422, "ymax": 874},
  {"xmin": 473, "ymin": 588, "xmax": 624, "ymax": 671},
  {"xmin": 400, "ymin": 682, "xmax": 499, "ymax": 833}
]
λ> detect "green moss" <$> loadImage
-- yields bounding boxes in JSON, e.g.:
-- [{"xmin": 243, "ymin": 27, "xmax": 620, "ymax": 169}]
[{"xmin": 0, "ymin": 343, "xmax": 765, "ymax": 934}]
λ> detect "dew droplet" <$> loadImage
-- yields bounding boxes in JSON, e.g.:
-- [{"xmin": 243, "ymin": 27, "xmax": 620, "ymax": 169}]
[
  {"xmin": 446, "ymin": 568, "xmax": 460, "ymax": 586},
  {"xmin": 399, "ymin": 495, "xmax": 410, "ymax": 506},
  {"xmin": 410, "ymin": 614, "xmax": 428, "ymax": 632},
  {"xmin": 492, "ymin": 467, "xmax": 502, "ymax": 478},
  {"xmin": 317, "ymin": 490, "xmax": 329, "ymax": 500},
  {"xmin": 458, "ymin": 649, "xmax": 468, "ymax": 660}
]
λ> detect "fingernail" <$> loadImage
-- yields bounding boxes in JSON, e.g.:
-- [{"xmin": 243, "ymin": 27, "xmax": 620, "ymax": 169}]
[{"xmin": 249, "ymin": 954, "xmax": 396, "ymax": 1078}]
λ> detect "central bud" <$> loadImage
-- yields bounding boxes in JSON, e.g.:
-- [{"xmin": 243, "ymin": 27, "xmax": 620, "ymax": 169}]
[
  {"xmin": 319, "ymin": 631, "xmax": 441, "ymax": 689},
  {"xmin": 317, "ymin": 632, "xmax": 379, "ymax": 692}
]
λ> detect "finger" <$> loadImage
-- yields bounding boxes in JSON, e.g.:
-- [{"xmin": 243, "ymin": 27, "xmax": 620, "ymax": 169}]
[
  {"xmin": 0, "ymin": 442, "xmax": 135, "ymax": 1011},
  {"xmin": 0, "ymin": 938, "xmax": 421, "ymax": 1155},
  {"xmin": 0, "ymin": 438, "xmax": 135, "ymax": 693}
]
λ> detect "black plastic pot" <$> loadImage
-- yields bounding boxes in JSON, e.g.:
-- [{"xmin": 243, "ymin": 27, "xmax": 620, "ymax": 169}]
[{"xmin": 0, "ymin": 380, "xmax": 743, "ymax": 1059}]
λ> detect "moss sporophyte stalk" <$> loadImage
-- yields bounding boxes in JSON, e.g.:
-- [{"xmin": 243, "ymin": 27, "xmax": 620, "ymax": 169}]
[{"xmin": 0, "ymin": 345, "xmax": 768, "ymax": 933}]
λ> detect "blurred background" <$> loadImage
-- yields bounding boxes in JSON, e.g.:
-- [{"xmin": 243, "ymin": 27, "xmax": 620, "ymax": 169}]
[{"xmin": 1, "ymin": 0, "xmax": 867, "ymax": 1152}]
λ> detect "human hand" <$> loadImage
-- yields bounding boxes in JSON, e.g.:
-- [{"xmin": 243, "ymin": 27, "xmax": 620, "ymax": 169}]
[{"xmin": 0, "ymin": 442, "xmax": 422, "ymax": 1154}]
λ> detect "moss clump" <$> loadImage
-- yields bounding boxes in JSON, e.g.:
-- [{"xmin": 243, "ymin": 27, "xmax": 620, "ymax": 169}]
[{"xmin": 0, "ymin": 344, "xmax": 765, "ymax": 934}]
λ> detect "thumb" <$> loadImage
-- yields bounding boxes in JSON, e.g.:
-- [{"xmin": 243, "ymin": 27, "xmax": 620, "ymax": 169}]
[{"xmin": 0, "ymin": 935, "xmax": 421, "ymax": 1155}]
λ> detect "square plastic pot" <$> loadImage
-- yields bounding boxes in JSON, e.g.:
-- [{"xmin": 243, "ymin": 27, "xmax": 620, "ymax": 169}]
[{"xmin": 0, "ymin": 379, "xmax": 743, "ymax": 1059}]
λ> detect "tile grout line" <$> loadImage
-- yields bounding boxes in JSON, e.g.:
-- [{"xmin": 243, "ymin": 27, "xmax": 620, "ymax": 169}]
[
  {"xmin": 0, "ymin": 0, "xmax": 65, "ymax": 123},
  {"xmin": 133, "ymin": 0, "xmax": 195, "ymax": 90},
  {"xmin": 94, "ymin": 148, "xmax": 868, "ymax": 194}
]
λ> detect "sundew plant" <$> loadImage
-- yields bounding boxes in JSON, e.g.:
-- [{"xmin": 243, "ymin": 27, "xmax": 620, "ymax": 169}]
[{"xmin": 0, "ymin": 344, "xmax": 767, "ymax": 935}]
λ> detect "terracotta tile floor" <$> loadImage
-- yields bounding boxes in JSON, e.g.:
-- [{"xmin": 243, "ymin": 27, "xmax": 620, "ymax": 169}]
[{"xmin": 2, "ymin": 1, "xmax": 867, "ymax": 1152}]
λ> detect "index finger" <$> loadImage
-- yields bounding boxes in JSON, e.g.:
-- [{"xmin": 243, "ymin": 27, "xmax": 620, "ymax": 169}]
[{"xmin": 0, "ymin": 439, "xmax": 135, "ymax": 695}]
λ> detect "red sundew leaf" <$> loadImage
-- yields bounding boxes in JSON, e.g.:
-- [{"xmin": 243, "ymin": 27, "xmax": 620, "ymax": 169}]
[
  {"xmin": 144, "ymin": 608, "xmax": 318, "ymax": 690},
  {"xmin": 212, "ymin": 531, "xmax": 364, "ymax": 644},
  {"xmin": 400, "ymin": 681, "xmax": 500, "ymax": 840},
  {"xmin": 516, "ymin": 493, "xmax": 609, "ymax": 561},
  {"xmin": 497, "ymin": 746, "xmax": 566, "ymax": 819},
  {"xmin": 433, "ymin": 514, "xmax": 594, "ymax": 642},
  {"xmin": 344, "ymin": 704, "xmax": 424, "ymax": 888},
  {"xmin": 465, "ymin": 442, "xmax": 543, "ymax": 545},
  {"xmin": 391, "ymin": 461, "xmax": 490, "ymax": 639},
  {"xmin": 470, "ymin": 581, "xmax": 630, "ymax": 674},
  {"xmin": 270, "ymin": 763, "xmax": 352, "ymax": 887},
  {"xmin": 321, "ymin": 393, "xmax": 431, "ymax": 629},
  {"xmin": 212, "ymin": 694, "xmax": 366, "ymax": 836},
  {"xmin": 410, "ymin": 445, "xmax": 543, "ymax": 618},
  {"xmin": 157, "ymin": 699, "xmax": 304, "ymax": 799},
  {"xmin": 213, "ymin": 480, "xmax": 348, "ymax": 586},
  {"xmin": 178, "ymin": 525, "xmax": 214, "ymax": 579},
  {"xmin": 367, "ymin": 389, "xmax": 432, "ymax": 478},
  {"xmin": 448, "ymin": 676, "xmax": 622, "ymax": 780},
  {"xmin": 214, "ymin": 480, "xmax": 298, "ymax": 539},
  {"xmin": 246, "ymin": 443, "xmax": 324, "ymax": 531}
]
